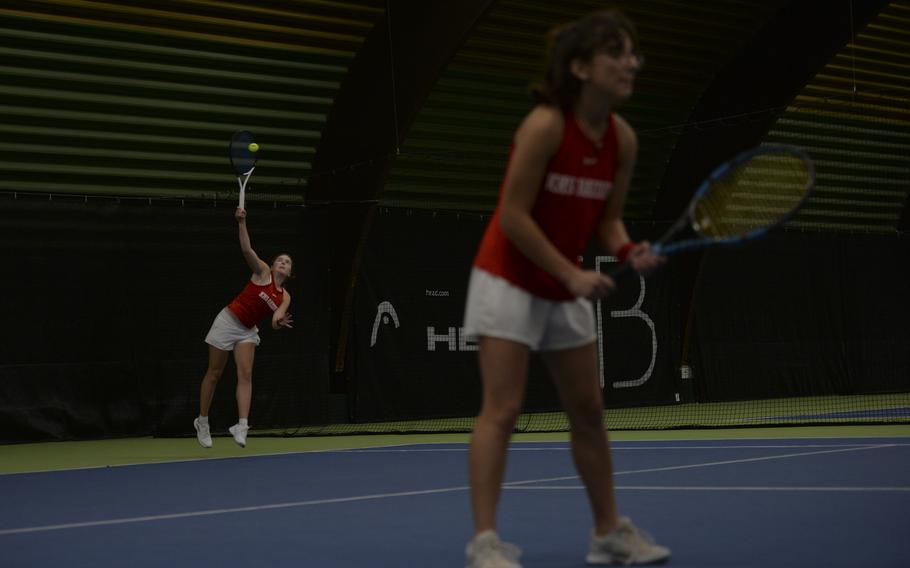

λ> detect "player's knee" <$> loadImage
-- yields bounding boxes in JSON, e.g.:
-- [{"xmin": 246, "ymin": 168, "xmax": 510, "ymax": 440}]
[
  {"xmin": 206, "ymin": 367, "xmax": 225, "ymax": 382},
  {"xmin": 482, "ymin": 401, "xmax": 522, "ymax": 431},
  {"xmin": 236, "ymin": 370, "xmax": 252, "ymax": 384}
]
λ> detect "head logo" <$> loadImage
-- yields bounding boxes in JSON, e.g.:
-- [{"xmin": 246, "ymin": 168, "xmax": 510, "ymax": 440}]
[{"xmin": 370, "ymin": 301, "xmax": 400, "ymax": 347}]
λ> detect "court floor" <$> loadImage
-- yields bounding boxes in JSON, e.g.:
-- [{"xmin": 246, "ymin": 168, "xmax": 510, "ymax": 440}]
[{"xmin": 2, "ymin": 428, "xmax": 909, "ymax": 567}]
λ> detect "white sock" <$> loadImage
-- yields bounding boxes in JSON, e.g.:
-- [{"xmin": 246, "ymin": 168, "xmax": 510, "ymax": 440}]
[
  {"xmin": 197, "ymin": 416, "xmax": 209, "ymax": 425},
  {"xmin": 238, "ymin": 418, "xmax": 248, "ymax": 427}
]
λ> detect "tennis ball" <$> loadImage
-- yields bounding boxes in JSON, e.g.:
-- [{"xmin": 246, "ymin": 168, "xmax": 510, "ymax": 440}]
[{"xmin": 248, "ymin": 142, "xmax": 259, "ymax": 152}]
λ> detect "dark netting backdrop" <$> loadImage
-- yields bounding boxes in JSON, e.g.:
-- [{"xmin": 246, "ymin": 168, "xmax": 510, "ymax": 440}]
[
  {"xmin": 287, "ymin": 207, "xmax": 910, "ymax": 435},
  {"xmin": 2, "ymin": 1, "xmax": 908, "ymax": 442}
]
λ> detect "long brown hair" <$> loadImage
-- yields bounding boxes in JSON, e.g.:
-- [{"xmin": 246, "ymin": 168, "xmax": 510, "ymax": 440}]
[{"xmin": 530, "ymin": 10, "xmax": 640, "ymax": 110}]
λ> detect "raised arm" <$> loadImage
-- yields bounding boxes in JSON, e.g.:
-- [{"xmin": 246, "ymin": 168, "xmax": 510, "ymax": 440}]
[
  {"xmin": 235, "ymin": 208, "xmax": 270, "ymax": 281},
  {"xmin": 499, "ymin": 105, "xmax": 614, "ymax": 299}
]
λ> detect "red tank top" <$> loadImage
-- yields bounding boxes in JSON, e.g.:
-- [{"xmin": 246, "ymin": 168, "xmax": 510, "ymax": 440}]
[
  {"xmin": 474, "ymin": 111, "xmax": 619, "ymax": 300},
  {"xmin": 227, "ymin": 273, "xmax": 286, "ymax": 329}
]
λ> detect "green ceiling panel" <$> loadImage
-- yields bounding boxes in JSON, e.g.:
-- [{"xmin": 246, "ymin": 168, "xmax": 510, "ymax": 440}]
[
  {"xmin": 0, "ymin": 0, "xmax": 384, "ymax": 202},
  {"xmin": 384, "ymin": 0, "xmax": 787, "ymax": 215},
  {"xmin": 384, "ymin": 0, "xmax": 907, "ymax": 236},
  {"xmin": 767, "ymin": 0, "xmax": 909, "ymax": 233},
  {"xmin": 3, "ymin": 0, "xmax": 905, "ymax": 232}
]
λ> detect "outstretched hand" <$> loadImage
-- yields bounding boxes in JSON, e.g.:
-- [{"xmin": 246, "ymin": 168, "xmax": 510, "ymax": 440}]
[
  {"xmin": 276, "ymin": 314, "xmax": 294, "ymax": 329},
  {"xmin": 235, "ymin": 207, "xmax": 247, "ymax": 223}
]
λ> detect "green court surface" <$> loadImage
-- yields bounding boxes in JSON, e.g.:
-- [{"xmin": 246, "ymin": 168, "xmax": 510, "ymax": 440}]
[{"xmin": 2, "ymin": 425, "xmax": 908, "ymax": 475}]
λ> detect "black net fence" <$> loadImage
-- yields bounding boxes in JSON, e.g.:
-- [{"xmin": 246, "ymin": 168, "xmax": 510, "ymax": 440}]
[
  {"xmin": 2, "ymin": 180, "xmax": 908, "ymax": 442},
  {"xmin": 2, "ymin": 7, "xmax": 909, "ymax": 441},
  {"xmin": 267, "ymin": 206, "xmax": 910, "ymax": 436},
  {"xmin": 0, "ymin": 196, "xmax": 334, "ymax": 443}
]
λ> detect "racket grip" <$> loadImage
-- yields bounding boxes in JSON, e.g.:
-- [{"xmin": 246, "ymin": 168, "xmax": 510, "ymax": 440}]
[{"xmin": 239, "ymin": 187, "xmax": 245, "ymax": 210}]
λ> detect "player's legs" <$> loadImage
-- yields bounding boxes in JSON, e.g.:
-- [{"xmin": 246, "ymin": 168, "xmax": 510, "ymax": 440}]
[
  {"xmin": 469, "ymin": 336, "xmax": 530, "ymax": 534},
  {"xmin": 542, "ymin": 341, "xmax": 619, "ymax": 536},
  {"xmin": 233, "ymin": 341, "xmax": 256, "ymax": 420},
  {"xmin": 199, "ymin": 345, "xmax": 230, "ymax": 417},
  {"xmin": 541, "ymin": 309, "xmax": 670, "ymax": 565}
]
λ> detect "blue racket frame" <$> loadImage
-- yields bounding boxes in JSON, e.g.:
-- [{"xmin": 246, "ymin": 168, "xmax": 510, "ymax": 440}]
[{"xmin": 653, "ymin": 143, "xmax": 816, "ymax": 257}]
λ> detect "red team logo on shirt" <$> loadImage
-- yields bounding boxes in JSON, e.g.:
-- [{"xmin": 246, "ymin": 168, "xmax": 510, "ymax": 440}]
[
  {"xmin": 472, "ymin": 112, "xmax": 619, "ymax": 300},
  {"xmin": 258, "ymin": 291, "xmax": 279, "ymax": 311},
  {"xmin": 228, "ymin": 275, "xmax": 285, "ymax": 328}
]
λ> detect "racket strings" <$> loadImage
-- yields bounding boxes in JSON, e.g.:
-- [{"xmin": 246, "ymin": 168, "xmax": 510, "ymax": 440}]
[{"xmin": 693, "ymin": 153, "xmax": 810, "ymax": 238}]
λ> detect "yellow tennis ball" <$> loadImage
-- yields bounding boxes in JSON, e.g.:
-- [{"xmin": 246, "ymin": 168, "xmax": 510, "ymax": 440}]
[{"xmin": 248, "ymin": 142, "xmax": 259, "ymax": 152}]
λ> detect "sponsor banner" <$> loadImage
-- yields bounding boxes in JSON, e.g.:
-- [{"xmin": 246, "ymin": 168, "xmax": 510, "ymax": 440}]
[{"xmin": 352, "ymin": 209, "xmax": 681, "ymax": 422}]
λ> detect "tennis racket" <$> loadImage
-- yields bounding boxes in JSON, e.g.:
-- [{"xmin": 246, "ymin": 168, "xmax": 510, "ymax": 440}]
[
  {"xmin": 229, "ymin": 130, "xmax": 259, "ymax": 210},
  {"xmin": 615, "ymin": 143, "xmax": 815, "ymax": 276}
]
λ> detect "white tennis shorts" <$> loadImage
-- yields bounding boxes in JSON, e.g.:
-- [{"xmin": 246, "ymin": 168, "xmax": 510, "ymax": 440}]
[
  {"xmin": 204, "ymin": 307, "xmax": 261, "ymax": 351},
  {"xmin": 463, "ymin": 268, "xmax": 596, "ymax": 351}
]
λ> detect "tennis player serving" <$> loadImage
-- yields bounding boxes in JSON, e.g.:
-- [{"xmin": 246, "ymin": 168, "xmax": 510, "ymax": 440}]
[
  {"xmin": 193, "ymin": 207, "xmax": 293, "ymax": 449},
  {"xmin": 463, "ymin": 10, "xmax": 669, "ymax": 567}
]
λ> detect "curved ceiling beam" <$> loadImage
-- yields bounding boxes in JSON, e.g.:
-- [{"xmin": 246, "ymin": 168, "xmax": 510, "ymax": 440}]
[
  {"xmin": 655, "ymin": 0, "xmax": 892, "ymax": 380},
  {"xmin": 305, "ymin": 0, "xmax": 496, "ymax": 383},
  {"xmin": 655, "ymin": 0, "xmax": 890, "ymax": 220}
]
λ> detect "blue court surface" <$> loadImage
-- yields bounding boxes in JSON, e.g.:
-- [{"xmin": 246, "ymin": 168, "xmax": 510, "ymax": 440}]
[{"xmin": 3, "ymin": 437, "xmax": 908, "ymax": 567}]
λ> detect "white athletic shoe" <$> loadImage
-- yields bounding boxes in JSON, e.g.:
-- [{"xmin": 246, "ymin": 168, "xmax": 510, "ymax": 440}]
[
  {"xmin": 193, "ymin": 417, "xmax": 212, "ymax": 448},
  {"xmin": 586, "ymin": 517, "xmax": 671, "ymax": 565},
  {"xmin": 465, "ymin": 530, "xmax": 522, "ymax": 568},
  {"xmin": 228, "ymin": 423, "xmax": 249, "ymax": 447}
]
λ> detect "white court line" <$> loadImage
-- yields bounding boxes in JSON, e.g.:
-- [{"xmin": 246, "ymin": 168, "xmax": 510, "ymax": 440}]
[
  {"xmin": 0, "ymin": 485, "xmax": 471, "ymax": 536},
  {"xmin": 0, "ymin": 441, "xmax": 476, "ymax": 477},
  {"xmin": 5, "ymin": 440, "xmax": 907, "ymax": 477},
  {"xmin": 496, "ymin": 444, "xmax": 897, "ymax": 486},
  {"xmin": 611, "ymin": 443, "xmax": 897, "ymax": 476},
  {"xmin": 506, "ymin": 485, "xmax": 910, "ymax": 492},
  {"xmin": 0, "ymin": 443, "xmax": 895, "ymax": 536}
]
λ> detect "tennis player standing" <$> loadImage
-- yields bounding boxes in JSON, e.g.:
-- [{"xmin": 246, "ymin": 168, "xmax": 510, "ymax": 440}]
[
  {"xmin": 463, "ymin": 10, "xmax": 669, "ymax": 567},
  {"xmin": 193, "ymin": 207, "xmax": 293, "ymax": 448}
]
